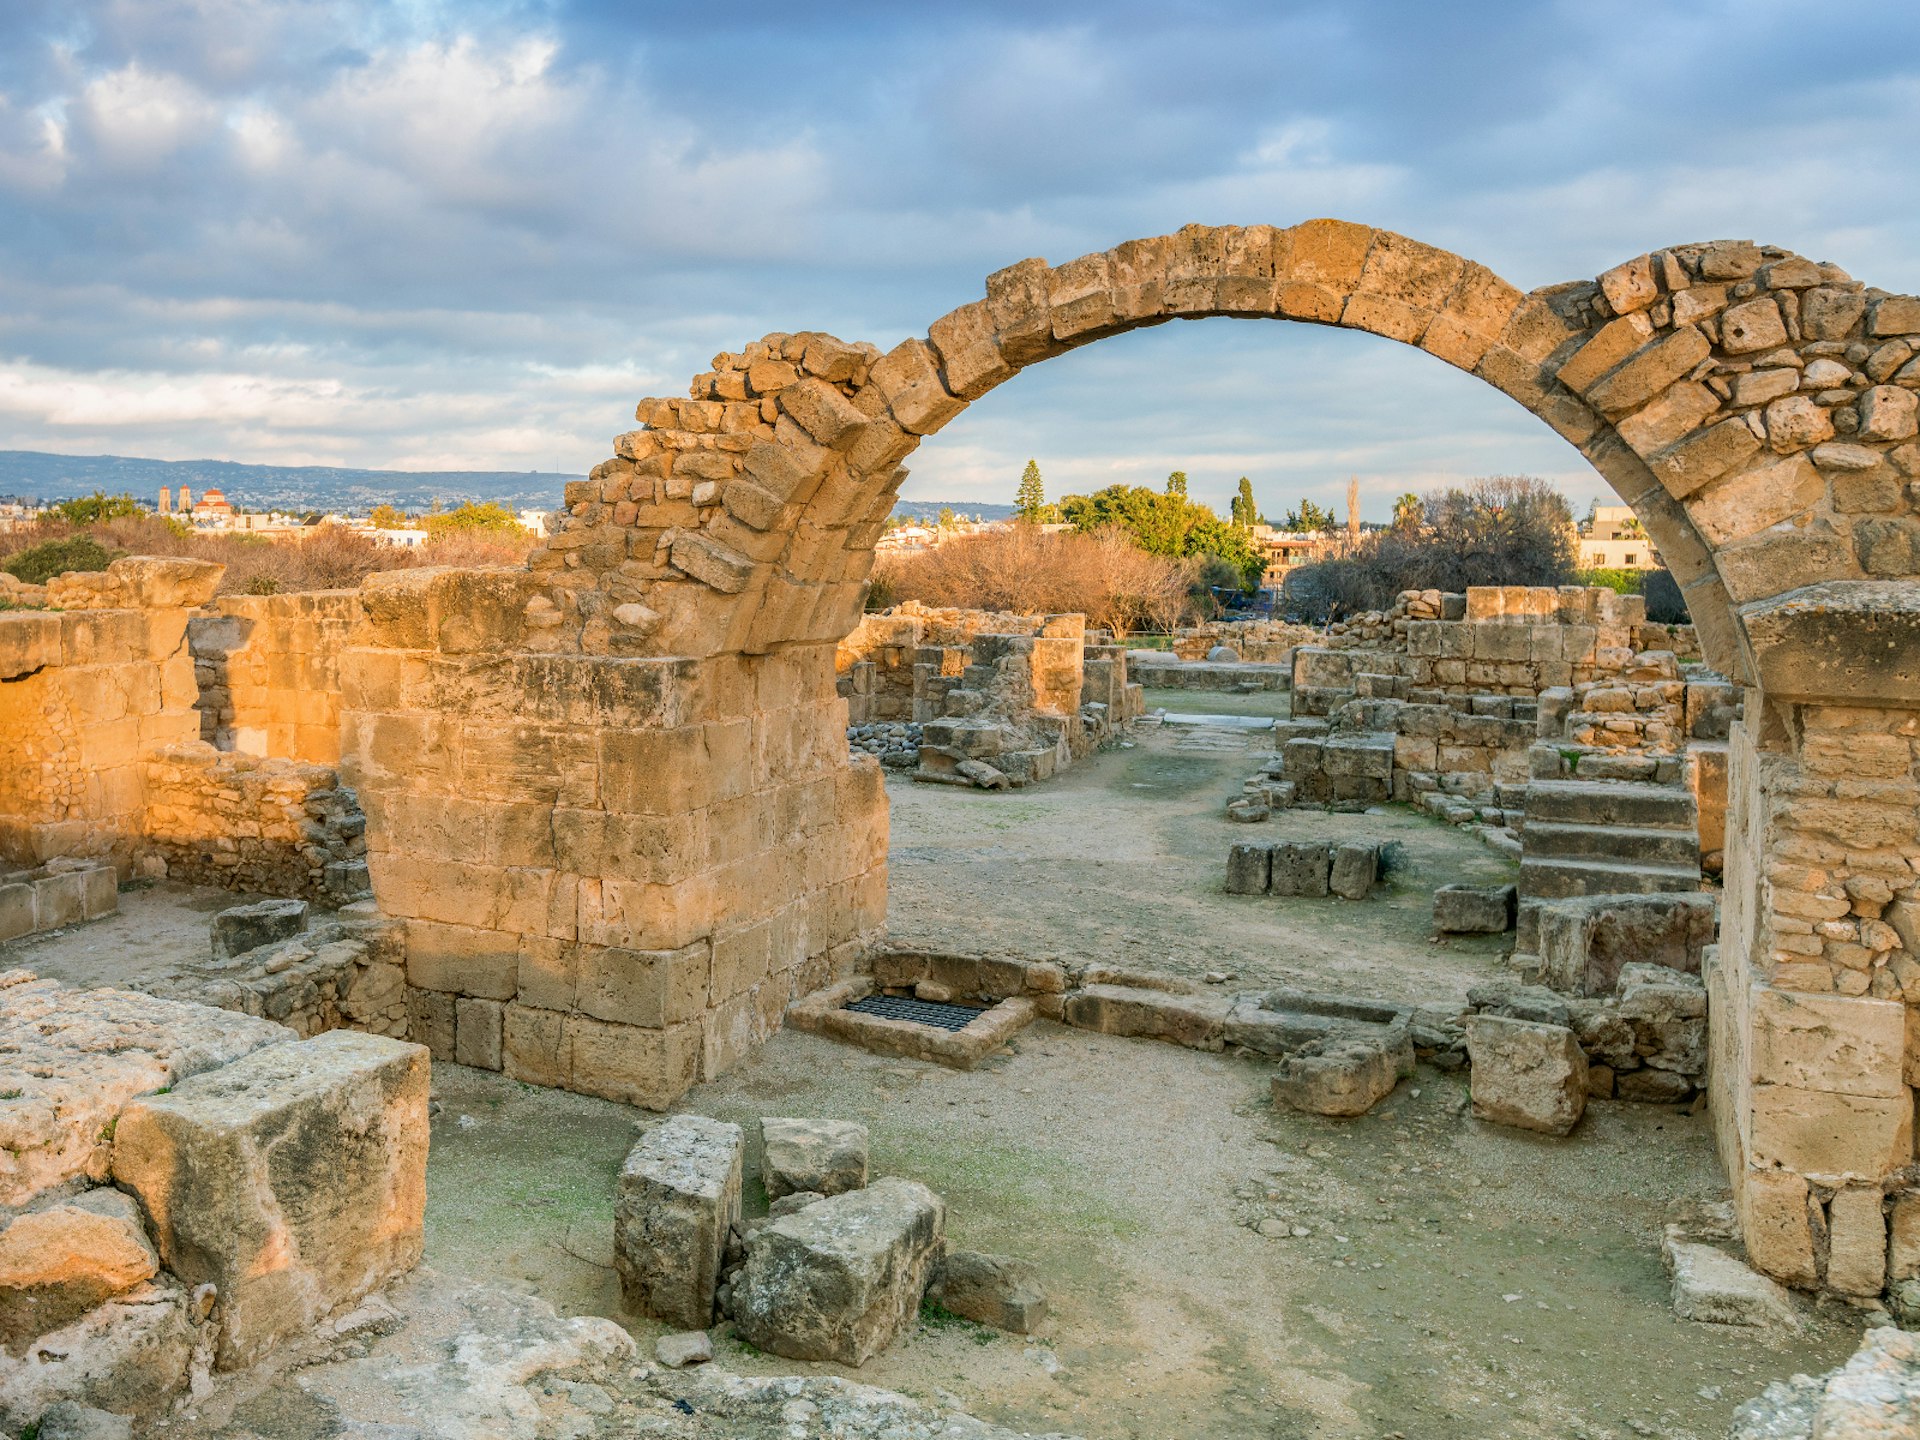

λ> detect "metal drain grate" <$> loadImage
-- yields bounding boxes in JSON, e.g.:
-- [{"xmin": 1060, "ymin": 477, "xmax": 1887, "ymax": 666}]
[{"xmin": 844, "ymin": 992, "xmax": 985, "ymax": 1032}]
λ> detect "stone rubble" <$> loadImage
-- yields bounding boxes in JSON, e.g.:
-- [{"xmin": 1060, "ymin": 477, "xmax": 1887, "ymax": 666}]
[
  {"xmin": 613, "ymin": 1114, "xmax": 744, "ymax": 1330},
  {"xmin": 760, "ymin": 1116, "xmax": 870, "ymax": 1199}
]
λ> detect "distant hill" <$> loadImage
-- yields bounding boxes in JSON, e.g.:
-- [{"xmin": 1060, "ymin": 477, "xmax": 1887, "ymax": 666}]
[
  {"xmin": 0, "ymin": 450, "xmax": 578, "ymax": 514},
  {"xmin": 888, "ymin": 499, "xmax": 1016, "ymax": 523}
]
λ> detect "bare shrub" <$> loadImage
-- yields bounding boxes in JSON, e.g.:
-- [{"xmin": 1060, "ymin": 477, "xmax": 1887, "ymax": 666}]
[{"xmin": 874, "ymin": 525, "xmax": 1199, "ymax": 637}]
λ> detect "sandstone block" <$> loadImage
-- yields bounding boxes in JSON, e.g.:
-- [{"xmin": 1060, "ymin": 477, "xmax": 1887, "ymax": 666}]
[
  {"xmin": 111, "ymin": 1030, "xmax": 430, "ymax": 1369},
  {"xmin": 1328, "ymin": 842, "xmax": 1379, "ymax": 900},
  {"xmin": 761, "ymin": 1116, "xmax": 870, "ymax": 1199},
  {"xmin": 1664, "ymin": 1234, "xmax": 1798, "ymax": 1327},
  {"xmin": 1270, "ymin": 842, "xmax": 1332, "ymax": 898},
  {"xmin": 209, "ymin": 897, "xmax": 308, "ymax": 961},
  {"xmin": 732, "ymin": 1177, "xmax": 945, "ymax": 1365},
  {"xmin": 929, "ymin": 1249, "xmax": 1047, "ymax": 1334},
  {"xmin": 1433, "ymin": 884, "xmax": 1515, "ymax": 934},
  {"xmin": 1826, "ymin": 1185, "xmax": 1888, "ymax": 1297},
  {"xmin": 1271, "ymin": 1035, "xmax": 1405, "ymax": 1117},
  {"xmin": 1225, "ymin": 842, "xmax": 1272, "ymax": 895},
  {"xmin": 1739, "ymin": 1167, "xmax": 1819, "ymax": 1289},
  {"xmin": 0, "ymin": 1189, "xmax": 158, "ymax": 1352},
  {"xmin": 0, "ymin": 1279, "xmax": 196, "ymax": 1432},
  {"xmin": 1465, "ymin": 1015, "xmax": 1587, "ymax": 1135},
  {"xmin": 613, "ymin": 1114, "xmax": 743, "ymax": 1329}
]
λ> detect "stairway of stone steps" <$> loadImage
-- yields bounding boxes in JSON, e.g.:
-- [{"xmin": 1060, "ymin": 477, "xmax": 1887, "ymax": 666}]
[{"xmin": 1516, "ymin": 776, "xmax": 1703, "ymax": 947}]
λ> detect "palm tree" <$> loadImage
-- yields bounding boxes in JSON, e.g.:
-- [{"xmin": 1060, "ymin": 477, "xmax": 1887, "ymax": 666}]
[{"xmin": 1391, "ymin": 493, "xmax": 1422, "ymax": 529}]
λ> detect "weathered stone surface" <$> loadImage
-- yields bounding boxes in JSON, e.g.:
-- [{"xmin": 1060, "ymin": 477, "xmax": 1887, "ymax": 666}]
[
  {"xmin": 1730, "ymin": 1327, "xmax": 1920, "ymax": 1439},
  {"xmin": 1663, "ymin": 1233, "xmax": 1798, "ymax": 1328},
  {"xmin": 1432, "ymin": 884, "xmax": 1515, "ymax": 934},
  {"xmin": 1224, "ymin": 842, "xmax": 1271, "ymax": 894},
  {"xmin": 1536, "ymin": 892, "xmax": 1715, "ymax": 994},
  {"xmin": 614, "ymin": 1114, "xmax": 744, "ymax": 1330},
  {"xmin": 34, "ymin": 1402, "xmax": 135, "ymax": 1440},
  {"xmin": 0, "ymin": 1279, "xmax": 197, "ymax": 1433},
  {"xmin": 1465, "ymin": 1015, "xmax": 1587, "ymax": 1135},
  {"xmin": 0, "ymin": 1188, "xmax": 158, "ymax": 1352},
  {"xmin": 1269, "ymin": 842, "xmax": 1332, "ymax": 898},
  {"xmin": 655, "ymin": 1329, "xmax": 714, "ymax": 1369},
  {"xmin": 1271, "ymin": 1035, "xmax": 1405, "ymax": 1117},
  {"xmin": 111, "ymin": 1029, "xmax": 430, "ymax": 1369},
  {"xmin": 761, "ymin": 1117, "xmax": 869, "ymax": 1200},
  {"xmin": 732, "ymin": 1177, "xmax": 946, "ymax": 1366},
  {"xmin": 929, "ymin": 1249, "xmax": 1047, "ymax": 1334},
  {"xmin": 0, "ymin": 974, "xmax": 290, "ymax": 1210},
  {"xmin": 1328, "ymin": 842, "xmax": 1379, "ymax": 900},
  {"xmin": 209, "ymin": 897, "xmax": 309, "ymax": 961}
]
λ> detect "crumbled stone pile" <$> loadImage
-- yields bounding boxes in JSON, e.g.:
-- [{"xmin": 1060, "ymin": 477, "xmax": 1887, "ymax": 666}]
[{"xmin": 846, "ymin": 720, "xmax": 923, "ymax": 768}]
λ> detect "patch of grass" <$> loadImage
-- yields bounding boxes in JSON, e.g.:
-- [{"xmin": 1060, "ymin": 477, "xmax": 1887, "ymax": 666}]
[
  {"xmin": 919, "ymin": 1295, "xmax": 997, "ymax": 1343},
  {"xmin": 876, "ymin": 1131, "xmax": 1141, "ymax": 1242},
  {"xmin": 0, "ymin": 1090, "xmax": 21, "ymax": 1101}
]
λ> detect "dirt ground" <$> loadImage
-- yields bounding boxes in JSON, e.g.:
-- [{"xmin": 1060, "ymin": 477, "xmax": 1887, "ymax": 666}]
[{"xmin": 6, "ymin": 710, "xmax": 1869, "ymax": 1439}]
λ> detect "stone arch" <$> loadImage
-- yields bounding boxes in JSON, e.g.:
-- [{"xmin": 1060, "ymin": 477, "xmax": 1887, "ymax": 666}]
[{"xmin": 345, "ymin": 221, "xmax": 1920, "ymax": 1299}]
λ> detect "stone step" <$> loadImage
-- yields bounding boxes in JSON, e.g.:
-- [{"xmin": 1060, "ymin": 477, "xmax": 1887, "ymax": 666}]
[
  {"xmin": 1519, "ymin": 821, "xmax": 1700, "ymax": 868},
  {"xmin": 1523, "ymin": 779, "xmax": 1696, "ymax": 829},
  {"xmin": 1519, "ymin": 855, "xmax": 1701, "ymax": 901}
]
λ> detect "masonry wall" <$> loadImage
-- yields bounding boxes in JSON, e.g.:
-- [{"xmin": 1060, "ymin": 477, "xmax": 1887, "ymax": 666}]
[
  {"xmin": 340, "ymin": 567, "xmax": 887, "ymax": 1111},
  {"xmin": 190, "ymin": 591, "xmax": 359, "ymax": 764}
]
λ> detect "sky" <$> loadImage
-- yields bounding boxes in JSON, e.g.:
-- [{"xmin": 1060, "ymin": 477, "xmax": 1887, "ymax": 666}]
[{"xmin": 1, "ymin": 2, "xmax": 1918, "ymax": 522}]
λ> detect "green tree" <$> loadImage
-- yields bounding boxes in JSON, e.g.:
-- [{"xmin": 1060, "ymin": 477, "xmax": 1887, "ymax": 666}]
[
  {"xmin": 369, "ymin": 503, "xmax": 411, "ymax": 529},
  {"xmin": 2, "ymin": 535, "xmax": 120, "ymax": 585},
  {"xmin": 1056, "ymin": 484, "xmax": 1264, "ymax": 590},
  {"xmin": 936, "ymin": 506, "xmax": 957, "ymax": 530},
  {"xmin": 1282, "ymin": 498, "xmax": 1337, "ymax": 532},
  {"xmin": 1165, "ymin": 470, "xmax": 1188, "ymax": 498},
  {"xmin": 422, "ymin": 501, "xmax": 524, "ymax": 536},
  {"xmin": 1229, "ymin": 477, "xmax": 1258, "ymax": 529},
  {"xmin": 52, "ymin": 491, "xmax": 141, "ymax": 525},
  {"xmin": 1014, "ymin": 459, "xmax": 1051, "ymax": 522},
  {"xmin": 1391, "ymin": 493, "xmax": 1422, "ymax": 530}
]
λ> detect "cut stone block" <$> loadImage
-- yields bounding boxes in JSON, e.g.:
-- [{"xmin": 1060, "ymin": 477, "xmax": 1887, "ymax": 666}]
[
  {"xmin": 1270, "ymin": 842, "xmax": 1332, "ymax": 897},
  {"xmin": 1663, "ymin": 1232, "xmax": 1798, "ymax": 1328},
  {"xmin": 929, "ymin": 1249, "xmax": 1048, "ymax": 1334},
  {"xmin": 111, "ymin": 1029, "xmax": 430, "ymax": 1369},
  {"xmin": 210, "ymin": 897, "xmax": 308, "ymax": 961},
  {"xmin": 614, "ymin": 1114, "xmax": 744, "ymax": 1329},
  {"xmin": 760, "ymin": 1117, "xmax": 869, "ymax": 1200},
  {"xmin": 0, "ymin": 1188, "xmax": 158, "ymax": 1351},
  {"xmin": 1536, "ymin": 892, "xmax": 1716, "ymax": 994},
  {"xmin": 1433, "ymin": 884, "xmax": 1516, "ymax": 934},
  {"xmin": 1224, "ymin": 842, "xmax": 1272, "ymax": 895},
  {"xmin": 1328, "ymin": 842, "xmax": 1379, "ymax": 900},
  {"xmin": 732, "ymin": 1177, "xmax": 945, "ymax": 1366},
  {"xmin": 1465, "ymin": 1014, "xmax": 1587, "ymax": 1136},
  {"xmin": 0, "ymin": 1279, "xmax": 196, "ymax": 1432},
  {"xmin": 1271, "ymin": 1034, "xmax": 1406, "ymax": 1117}
]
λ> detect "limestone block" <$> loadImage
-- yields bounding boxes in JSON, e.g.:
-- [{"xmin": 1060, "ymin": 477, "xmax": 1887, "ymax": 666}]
[
  {"xmin": 1225, "ymin": 842, "xmax": 1272, "ymax": 895},
  {"xmin": 1270, "ymin": 842, "xmax": 1332, "ymax": 898},
  {"xmin": 0, "ymin": 1279, "xmax": 196, "ymax": 1433},
  {"xmin": 111, "ymin": 1029, "xmax": 430, "ymax": 1369},
  {"xmin": 1058, "ymin": 984, "xmax": 1229, "ymax": 1050},
  {"xmin": 613, "ymin": 1114, "xmax": 743, "ymax": 1330},
  {"xmin": 1328, "ymin": 843, "xmax": 1379, "ymax": 900},
  {"xmin": 1748, "ymin": 1083, "xmax": 1913, "ymax": 1181},
  {"xmin": 1739, "ymin": 1167, "xmax": 1819, "ymax": 1289},
  {"xmin": 761, "ymin": 1117, "xmax": 870, "ymax": 1199},
  {"xmin": 1433, "ymin": 884, "xmax": 1515, "ymax": 934},
  {"xmin": 1826, "ymin": 1186, "xmax": 1888, "ymax": 1297},
  {"xmin": 209, "ymin": 897, "xmax": 308, "ymax": 961},
  {"xmin": 1271, "ymin": 1035, "xmax": 1405, "ymax": 1117},
  {"xmin": 1891, "ymin": 1192, "xmax": 1920, "ymax": 1283},
  {"xmin": 732, "ymin": 1177, "xmax": 946, "ymax": 1365},
  {"xmin": 929, "ymin": 1249, "xmax": 1047, "ymax": 1334},
  {"xmin": 1465, "ymin": 1015, "xmax": 1587, "ymax": 1136},
  {"xmin": 0, "ymin": 1189, "xmax": 159, "ymax": 1351},
  {"xmin": 1749, "ymin": 986, "xmax": 1906, "ymax": 1100},
  {"xmin": 1664, "ymin": 1235, "xmax": 1798, "ymax": 1327}
]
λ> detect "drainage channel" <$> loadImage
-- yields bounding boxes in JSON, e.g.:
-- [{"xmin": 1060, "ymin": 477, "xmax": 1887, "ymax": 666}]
[{"xmin": 844, "ymin": 992, "xmax": 987, "ymax": 1032}]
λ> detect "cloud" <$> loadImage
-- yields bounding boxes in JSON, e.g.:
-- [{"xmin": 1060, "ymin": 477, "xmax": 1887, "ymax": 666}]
[{"xmin": 0, "ymin": 0, "xmax": 1913, "ymax": 509}]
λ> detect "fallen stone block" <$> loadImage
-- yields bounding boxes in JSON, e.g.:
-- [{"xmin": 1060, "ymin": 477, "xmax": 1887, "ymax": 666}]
[
  {"xmin": 111, "ymin": 1029, "xmax": 430, "ymax": 1369},
  {"xmin": 732, "ymin": 1177, "xmax": 946, "ymax": 1365},
  {"xmin": 1328, "ymin": 842, "xmax": 1379, "ymax": 900},
  {"xmin": 1271, "ymin": 1035, "xmax": 1405, "ymax": 1117},
  {"xmin": 761, "ymin": 1117, "xmax": 869, "ymax": 1200},
  {"xmin": 1059, "ymin": 984, "xmax": 1230, "ymax": 1050},
  {"xmin": 210, "ymin": 897, "xmax": 308, "ymax": 961},
  {"xmin": 1537, "ymin": 892, "xmax": 1716, "ymax": 995},
  {"xmin": 1433, "ymin": 884, "xmax": 1515, "ymax": 934},
  {"xmin": 1224, "ymin": 842, "xmax": 1272, "ymax": 895},
  {"xmin": 1269, "ymin": 842, "xmax": 1332, "ymax": 898},
  {"xmin": 1226, "ymin": 797, "xmax": 1270, "ymax": 823},
  {"xmin": 1663, "ymin": 1231, "xmax": 1798, "ymax": 1328},
  {"xmin": 929, "ymin": 1249, "xmax": 1048, "ymax": 1334},
  {"xmin": 1465, "ymin": 1014, "xmax": 1587, "ymax": 1136},
  {"xmin": 0, "ymin": 1189, "xmax": 158, "ymax": 1352},
  {"xmin": 655, "ymin": 1329, "xmax": 713, "ymax": 1369},
  {"xmin": 614, "ymin": 1114, "xmax": 744, "ymax": 1330}
]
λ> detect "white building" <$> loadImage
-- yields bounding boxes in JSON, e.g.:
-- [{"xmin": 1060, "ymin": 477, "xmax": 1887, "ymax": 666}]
[{"xmin": 1578, "ymin": 504, "xmax": 1659, "ymax": 570}]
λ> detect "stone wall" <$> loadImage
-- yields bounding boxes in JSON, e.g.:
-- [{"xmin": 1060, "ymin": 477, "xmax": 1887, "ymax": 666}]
[
  {"xmin": 338, "ymin": 567, "xmax": 888, "ymax": 1112},
  {"xmin": 140, "ymin": 742, "xmax": 368, "ymax": 903},
  {"xmin": 191, "ymin": 591, "xmax": 359, "ymax": 764},
  {"xmin": 0, "ymin": 559, "xmax": 220, "ymax": 868}
]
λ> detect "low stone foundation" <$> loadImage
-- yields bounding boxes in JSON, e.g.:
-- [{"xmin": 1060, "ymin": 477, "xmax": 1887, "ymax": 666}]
[{"xmin": 0, "ymin": 859, "xmax": 117, "ymax": 942}]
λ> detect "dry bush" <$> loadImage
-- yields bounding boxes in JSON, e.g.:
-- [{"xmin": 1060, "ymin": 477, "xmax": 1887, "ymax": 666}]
[
  {"xmin": 874, "ymin": 525, "xmax": 1199, "ymax": 637},
  {"xmin": 0, "ymin": 515, "xmax": 540, "ymax": 595}
]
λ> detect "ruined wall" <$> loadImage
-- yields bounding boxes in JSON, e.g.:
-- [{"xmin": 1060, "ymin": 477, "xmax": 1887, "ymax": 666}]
[
  {"xmin": 191, "ymin": 590, "xmax": 359, "ymax": 763},
  {"xmin": 140, "ymin": 742, "xmax": 367, "ymax": 902},
  {"xmin": 0, "ymin": 560, "xmax": 219, "ymax": 868},
  {"xmin": 338, "ymin": 567, "xmax": 887, "ymax": 1111}
]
